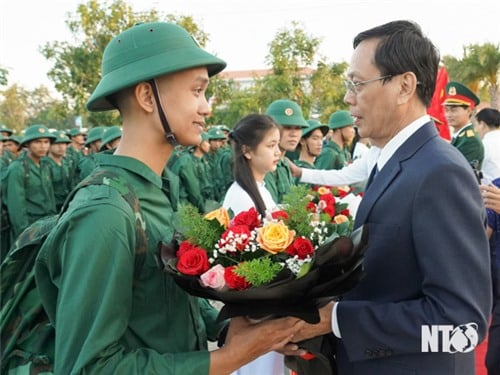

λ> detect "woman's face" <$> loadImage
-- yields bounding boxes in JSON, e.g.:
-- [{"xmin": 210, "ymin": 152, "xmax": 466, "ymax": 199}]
[{"xmin": 247, "ymin": 127, "xmax": 281, "ymax": 181}]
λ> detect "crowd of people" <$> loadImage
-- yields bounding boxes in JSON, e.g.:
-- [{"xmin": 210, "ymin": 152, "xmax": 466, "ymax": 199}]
[{"xmin": 0, "ymin": 18, "xmax": 499, "ymax": 375}]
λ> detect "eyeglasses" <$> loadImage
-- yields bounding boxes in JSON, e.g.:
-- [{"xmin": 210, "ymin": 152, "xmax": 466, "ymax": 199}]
[{"xmin": 343, "ymin": 75, "xmax": 392, "ymax": 94}]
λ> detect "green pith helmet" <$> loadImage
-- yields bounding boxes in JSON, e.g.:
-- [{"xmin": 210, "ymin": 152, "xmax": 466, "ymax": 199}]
[
  {"xmin": 51, "ymin": 130, "xmax": 71, "ymax": 144},
  {"xmin": 200, "ymin": 132, "xmax": 209, "ymax": 142},
  {"xmin": 67, "ymin": 128, "xmax": 85, "ymax": 138},
  {"xmin": 328, "ymin": 110, "xmax": 355, "ymax": 130},
  {"xmin": 85, "ymin": 126, "xmax": 106, "ymax": 146},
  {"xmin": 265, "ymin": 99, "xmax": 308, "ymax": 128},
  {"xmin": 216, "ymin": 125, "xmax": 230, "ymax": 133},
  {"xmin": 207, "ymin": 127, "xmax": 226, "ymax": 140},
  {"xmin": 303, "ymin": 119, "xmax": 329, "ymax": 138},
  {"xmin": 8, "ymin": 135, "xmax": 22, "ymax": 145},
  {"xmin": 87, "ymin": 22, "xmax": 227, "ymax": 112},
  {"xmin": 443, "ymin": 81, "xmax": 480, "ymax": 109},
  {"xmin": 21, "ymin": 124, "xmax": 56, "ymax": 146},
  {"xmin": 99, "ymin": 126, "xmax": 122, "ymax": 151},
  {"xmin": 0, "ymin": 125, "xmax": 13, "ymax": 135}
]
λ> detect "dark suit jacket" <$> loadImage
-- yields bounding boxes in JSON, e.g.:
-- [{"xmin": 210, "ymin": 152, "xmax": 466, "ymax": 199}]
[{"xmin": 336, "ymin": 122, "xmax": 492, "ymax": 374}]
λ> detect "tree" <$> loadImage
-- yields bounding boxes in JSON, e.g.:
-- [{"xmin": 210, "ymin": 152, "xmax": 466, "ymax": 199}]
[
  {"xmin": 254, "ymin": 21, "xmax": 321, "ymax": 117},
  {"xmin": 0, "ymin": 66, "xmax": 8, "ymax": 87},
  {"xmin": 41, "ymin": 0, "xmax": 211, "ymax": 126},
  {"xmin": 443, "ymin": 43, "xmax": 500, "ymax": 109}
]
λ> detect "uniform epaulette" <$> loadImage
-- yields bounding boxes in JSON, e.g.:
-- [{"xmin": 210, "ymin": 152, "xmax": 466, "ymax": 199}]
[{"xmin": 465, "ymin": 130, "xmax": 475, "ymax": 137}]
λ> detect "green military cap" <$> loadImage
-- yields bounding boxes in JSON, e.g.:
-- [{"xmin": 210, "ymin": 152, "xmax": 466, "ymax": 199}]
[
  {"xmin": 85, "ymin": 126, "xmax": 106, "ymax": 146},
  {"xmin": 0, "ymin": 125, "xmax": 13, "ymax": 135},
  {"xmin": 99, "ymin": 126, "xmax": 122, "ymax": 151},
  {"xmin": 265, "ymin": 99, "xmax": 308, "ymax": 128},
  {"xmin": 8, "ymin": 135, "xmax": 22, "ymax": 145},
  {"xmin": 67, "ymin": 128, "xmax": 85, "ymax": 137},
  {"xmin": 87, "ymin": 22, "xmax": 227, "ymax": 112},
  {"xmin": 200, "ymin": 132, "xmax": 209, "ymax": 142},
  {"xmin": 51, "ymin": 130, "xmax": 71, "ymax": 144},
  {"xmin": 303, "ymin": 119, "xmax": 329, "ymax": 138},
  {"xmin": 443, "ymin": 81, "xmax": 480, "ymax": 109},
  {"xmin": 21, "ymin": 124, "xmax": 56, "ymax": 146},
  {"xmin": 328, "ymin": 110, "xmax": 355, "ymax": 130},
  {"xmin": 207, "ymin": 127, "xmax": 226, "ymax": 140},
  {"xmin": 216, "ymin": 125, "xmax": 231, "ymax": 133}
]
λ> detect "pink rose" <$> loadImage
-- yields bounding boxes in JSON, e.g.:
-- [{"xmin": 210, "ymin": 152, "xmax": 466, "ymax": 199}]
[{"xmin": 200, "ymin": 264, "xmax": 227, "ymax": 290}]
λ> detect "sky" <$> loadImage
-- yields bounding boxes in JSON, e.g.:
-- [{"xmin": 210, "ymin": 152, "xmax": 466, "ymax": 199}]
[{"xmin": 1, "ymin": 0, "xmax": 499, "ymax": 92}]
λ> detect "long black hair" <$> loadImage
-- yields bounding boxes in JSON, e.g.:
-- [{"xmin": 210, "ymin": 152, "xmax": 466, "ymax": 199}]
[{"xmin": 229, "ymin": 114, "xmax": 279, "ymax": 217}]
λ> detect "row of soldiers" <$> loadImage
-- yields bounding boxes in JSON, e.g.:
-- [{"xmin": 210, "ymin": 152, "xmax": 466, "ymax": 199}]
[
  {"xmin": 0, "ymin": 80, "xmax": 490, "ymax": 259},
  {"xmin": 0, "ymin": 98, "xmax": 358, "ymax": 259}
]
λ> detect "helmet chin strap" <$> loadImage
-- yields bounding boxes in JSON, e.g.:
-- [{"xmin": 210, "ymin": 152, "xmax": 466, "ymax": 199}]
[{"xmin": 149, "ymin": 79, "xmax": 179, "ymax": 146}]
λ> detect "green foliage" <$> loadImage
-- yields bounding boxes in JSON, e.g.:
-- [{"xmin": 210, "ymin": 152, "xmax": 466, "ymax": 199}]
[
  {"xmin": 174, "ymin": 204, "xmax": 225, "ymax": 251},
  {"xmin": 0, "ymin": 66, "xmax": 8, "ymax": 86},
  {"xmin": 281, "ymin": 185, "xmax": 315, "ymax": 239},
  {"xmin": 235, "ymin": 257, "xmax": 283, "ymax": 287}
]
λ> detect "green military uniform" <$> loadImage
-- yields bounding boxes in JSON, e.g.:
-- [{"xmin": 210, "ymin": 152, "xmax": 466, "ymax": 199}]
[
  {"xmin": 170, "ymin": 134, "xmax": 213, "ymax": 212},
  {"xmin": 35, "ymin": 155, "xmax": 224, "ymax": 374},
  {"xmin": 444, "ymin": 82, "xmax": 484, "ymax": 169},
  {"xmin": 206, "ymin": 127, "xmax": 227, "ymax": 202},
  {"xmin": 0, "ymin": 133, "xmax": 11, "ymax": 256},
  {"xmin": 217, "ymin": 145, "xmax": 234, "ymax": 196},
  {"xmin": 264, "ymin": 99, "xmax": 308, "ymax": 203},
  {"xmin": 33, "ymin": 21, "xmax": 227, "ymax": 374},
  {"xmin": 4, "ymin": 125, "xmax": 57, "ymax": 240},
  {"xmin": 314, "ymin": 110, "xmax": 353, "ymax": 170},
  {"xmin": 45, "ymin": 131, "xmax": 73, "ymax": 211}
]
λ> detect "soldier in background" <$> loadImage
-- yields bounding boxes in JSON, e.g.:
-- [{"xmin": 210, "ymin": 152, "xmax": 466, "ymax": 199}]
[
  {"xmin": 265, "ymin": 99, "xmax": 308, "ymax": 203},
  {"xmin": 76, "ymin": 126, "xmax": 105, "ymax": 181},
  {"xmin": 45, "ymin": 131, "xmax": 73, "ymax": 211},
  {"xmin": 444, "ymin": 81, "xmax": 484, "ymax": 171}
]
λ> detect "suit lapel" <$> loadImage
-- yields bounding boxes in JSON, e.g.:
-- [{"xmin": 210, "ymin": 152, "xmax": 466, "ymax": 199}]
[{"xmin": 353, "ymin": 122, "xmax": 438, "ymax": 229}]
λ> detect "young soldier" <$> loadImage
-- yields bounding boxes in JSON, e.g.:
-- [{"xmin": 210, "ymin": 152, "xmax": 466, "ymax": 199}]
[
  {"xmin": 45, "ymin": 130, "xmax": 73, "ymax": 211},
  {"xmin": 75, "ymin": 126, "xmax": 105, "ymax": 181},
  {"xmin": 264, "ymin": 99, "xmax": 308, "ymax": 203},
  {"xmin": 4, "ymin": 124, "xmax": 57, "ymax": 241},
  {"xmin": 34, "ymin": 22, "xmax": 303, "ymax": 375},
  {"xmin": 314, "ymin": 110, "xmax": 355, "ymax": 170}
]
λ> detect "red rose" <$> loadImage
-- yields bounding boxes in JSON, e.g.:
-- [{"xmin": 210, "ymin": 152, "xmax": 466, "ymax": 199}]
[
  {"xmin": 323, "ymin": 205, "xmax": 336, "ymax": 218},
  {"xmin": 177, "ymin": 240, "xmax": 196, "ymax": 257},
  {"xmin": 340, "ymin": 208, "xmax": 350, "ymax": 217},
  {"xmin": 177, "ymin": 248, "xmax": 210, "ymax": 276},
  {"xmin": 319, "ymin": 193, "xmax": 335, "ymax": 206},
  {"xmin": 224, "ymin": 266, "xmax": 251, "ymax": 290},
  {"xmin": 271, "ymin": 210, "xmax": 289, "ymax": 221},
  {"xmin": 232, "ymin": 207, "xmax": 261, "ymax": 229},
  {"xmin": 336, "ymin": 188, "xmax": 350, "ymax": 198},
  {"xmin": 306, "ymin": 201, "xmax": 316, "ymax": 213},
  {"xmin": 286, "ymin": 237, "xmax": 314, "ymax": 259},
  {"xmin": 219, "ymin": 225, "xmax": 252, "ymax": 251}
]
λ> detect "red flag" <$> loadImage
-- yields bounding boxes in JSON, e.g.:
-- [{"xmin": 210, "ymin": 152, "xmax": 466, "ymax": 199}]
[{"xmin": 427, "ymin": 66, "xmax": 451, "ymax": 140}]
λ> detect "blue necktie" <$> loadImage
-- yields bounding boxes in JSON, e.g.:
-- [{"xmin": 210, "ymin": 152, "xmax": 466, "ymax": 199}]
[{"xmin": 366, "ymin": 164, "xmax": 379, "ymax": 189}]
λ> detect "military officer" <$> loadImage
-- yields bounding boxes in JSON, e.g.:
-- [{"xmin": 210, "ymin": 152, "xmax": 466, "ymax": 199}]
[
  {"xmin": 444, "ymin": 81, "xmax": 484, "ymax": 171},
  {"xmin": 264, "ymin": 99, "xmax": 308, "ymax": 203}
]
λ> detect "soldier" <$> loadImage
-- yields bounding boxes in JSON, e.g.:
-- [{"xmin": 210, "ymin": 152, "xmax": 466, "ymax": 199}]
[
  {"xmin": 170, "ymin": 132, "xmax": 213, "ymax": 212},
  {"xmin": 264, "ymin": 99, "xmax": 308, "ymax": 203},
  {"xmin": 315, "ymin": 110, "xmax": 355, "ymax": 170},
  {"xmin": 76, "ymin": 126, "xmax": 105, "ymax": 181},
  {"xmin": 2, "ymin": 134, "xmax": 22, "ymax": 165},
  {"xmin": 206, "ymin": 126, "xmax": 227, "ymax": 201},
  {"xmin": 45, "ymin": 131, "xmax": 73, "ymax": 211},
  {"xmin": 99, "ymin": 125, "xmax": 122, "ymax": 151},
  {"xmin": 65, "ymin": 128, "xmax": 86, "ymax": 186},
  {"xmin": 34, "ymin": 21, "xmax": 302, "ymax": 375},
  {"xmin": 3, "ymin": 124, "xmax": 57, "ymax": 242},
  {"xmin": 444, "ymin": 81, "xmax": 484, "ymax": 171}
]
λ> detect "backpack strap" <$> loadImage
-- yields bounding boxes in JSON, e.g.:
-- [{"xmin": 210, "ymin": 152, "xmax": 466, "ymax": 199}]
[{"xmin": 63, "ymin": 169, "xmax": 148, "ymax": 278}]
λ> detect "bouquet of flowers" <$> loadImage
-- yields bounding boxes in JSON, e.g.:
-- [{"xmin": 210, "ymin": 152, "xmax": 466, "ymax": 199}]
[{"xmin": 160, "ymin": 185, "xmax": 368, "ymax": 323}]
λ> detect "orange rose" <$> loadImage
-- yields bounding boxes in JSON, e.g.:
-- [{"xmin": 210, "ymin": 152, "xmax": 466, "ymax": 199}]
[
  {"xmin": 333, "ymin": 214, "xmax": 349, "ymax": 224},
  {"xmin": 256, "ymin": 221, "xmax": 295, "ymax": 254},
  {"xmin": 204, "ymin": 207, "xmax": 230, "ymax": 228},
  {"xmin": 317, "ymin": 186, "xmax": 331, "ymax": 195}
]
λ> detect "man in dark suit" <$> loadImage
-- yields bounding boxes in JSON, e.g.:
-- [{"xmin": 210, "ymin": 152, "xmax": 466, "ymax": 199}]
[{"xmin": 284, "ymin": 20, "xmax": 492, "ymax": 374}]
